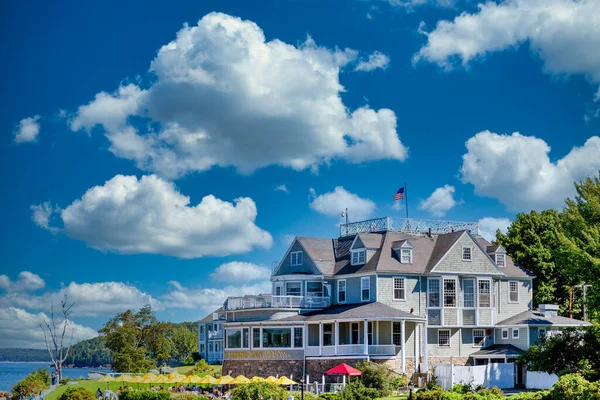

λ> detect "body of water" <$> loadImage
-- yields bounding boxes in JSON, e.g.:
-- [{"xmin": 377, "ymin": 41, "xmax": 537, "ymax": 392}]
[{"xmin": 0, "ymin": 363, "xmax": 110, "ymax": 392}]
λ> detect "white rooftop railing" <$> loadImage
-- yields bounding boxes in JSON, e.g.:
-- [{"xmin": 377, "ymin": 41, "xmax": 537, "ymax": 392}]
[
  {"xmin": 224, "ymin": 295, "xmax": 330, "ymax": 311},
  {"xmin": 340, "ymin": 217, "xmax": 479, "ymax": 237}
]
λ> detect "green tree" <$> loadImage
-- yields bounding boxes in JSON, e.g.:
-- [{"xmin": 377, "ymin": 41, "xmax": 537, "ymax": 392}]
[
  {"xmin": 496, "ymin": 210, "xmax": 577, "ymax": 313},
  {"xmin": 171, "ymin": 326, "xmax": 198, "ymax": 363},
  {"xmin": 556, "ymin": 174, "xmax": 600, "ymax": 318},
  {"xmin": 99, "ymin": 305, "xmax": 173, "ymax": 372},
  {"xmin": 12, "ymin": 368, "xmax": 50, "ymax": 397}
]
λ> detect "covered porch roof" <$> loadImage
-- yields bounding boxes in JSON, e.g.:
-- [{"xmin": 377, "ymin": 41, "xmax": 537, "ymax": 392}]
[
  {"xmin": 470, "ymin": 344, "xmax": 524, "ymax": 359},
  {"xmin": 282, "ymin": 301, "xmax": 426, "ymax": 323}
]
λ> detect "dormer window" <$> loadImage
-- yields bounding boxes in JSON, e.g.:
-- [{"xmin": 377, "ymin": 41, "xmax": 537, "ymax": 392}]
[
  {"xmin": 351, "ymin": 249, "xmax": 366, "ymax": 266},
  {"xmin": 290, "ymin": 251, "xmax": 303, "ymax": 266},
  {"xmin": 495, "ymin": 253, "xmax": 505, "ymax": 267},
  {"xmin": 401, "ymin": 249, "xmax": 413, "ymax": 263}
]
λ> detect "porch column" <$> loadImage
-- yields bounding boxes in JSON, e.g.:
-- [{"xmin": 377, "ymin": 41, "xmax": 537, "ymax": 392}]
[
  {"xmin": 363, "ymin": 319, "xmax": 368, "ymax": 355},
  {"xmin": 422, "ymin": 322, "xmax": 428, "ymax": 372},
  {"xmin": 401, "ymin": 320, "xmax": 406, "ymax": 373},
  {"xmin": 319, "ymin": 322, "xmax": 323, "ymax": 356},
  {"xmin": 376, "ymin": 321, "xmax": 379, "ymax": 345},
  {"xmin": 334, "ymin": 321, "xmax": 339, "ymax": 355}
]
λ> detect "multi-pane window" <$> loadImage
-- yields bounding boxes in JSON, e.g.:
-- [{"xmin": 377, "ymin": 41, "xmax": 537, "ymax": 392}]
[
  {"xmin": 393, "ymin": 277, "xmax": 406, "ymax": 301},
  {"xmin": 538, "ymin": 328, "xmax": 546, "ymax": 340},
  {"xmin": 361, "ymin": 277, "xmax": 370, "ymax": 301},
  {"xmin": 352, "ymin": 250, "xmax": 366, "ymax": 265},
  {"xmin": 199, "ymin": 325, "xmax": 204, "ymax": 335},
  {"xmin": 438, "ymin": 330, "xmax": 451, "ymax": 347},
  {"xmin": 473, "ymin": 329, "xmax": 485, "ymax": 347},
  {"xmin": 227, "ymin": 329, "xmax": 241, "ymax": 349},
  {"xmin": 401, "ymin": 249, "xmax": 412, "ymax": 263},
  {"xmin": 243, "ymin": 328, "xmax": 249, "ymax": 348},
  {"xmin": 463, "ymin": 279, "xmax": 475, "ymax": 308},
  {"xmin": 262, "ymin": 328, "xmax": 292, "ymax": 348},
  {"xmin": 291, "ymin": 251, "xmax": 303, "ymax": 266},
  {"xmin": 253, "ymin": 328, "xmax": 261, "ymax": 348},
  {"xmin": 307, "ymin": 282, "xmax": 323, "ymax": 297},
  {"xmin": 478, "ymin": 280, "xmax": 491, "ymax": 307},
  {"xmin": 496, "ymin": 254, "xmax": 505, "ymax": 267},
  {"xmin": 428, "ymin": 278, "xmax": 441, "ymax": 307},
  {"xmin": 294, "ymin": 327, "xmax": 303, "ymax": 347},
  {"xmin": 512, "ymin": 328, "xmax": 520, "ymax": 339},
  {"xmin": 338, "ymin": 280, "xmax": 346, "ymax": 303},
  {"xmin": 462, "ymin": 246, "xmax": 472, "ymax": 261},
  {"xmin": 509, "ymin": 281, "xmax": 519, "ymax": 303},
  {"xmin": 275, "ymin": 285, "xmax": 282, "ymax": 296},
  {"xmin": 393, "ymin": 322, "xmax": 402, "ymax": 346},
  {"xmin": 286, "ymin": 282, "xmax": 302, "ymax": 296},
  {"xmin": 502, "ymin": 329, "xmax": 509, "ymax": 339},
  {"xmin": 443, "ymin": 279, "xmax": 457, "ymax": 307}
]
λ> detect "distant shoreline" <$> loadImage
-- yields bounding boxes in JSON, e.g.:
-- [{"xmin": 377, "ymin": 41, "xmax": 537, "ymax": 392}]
[{"xmin": 0, "ymin": 361, "xmax": 49, "ymax": 364}]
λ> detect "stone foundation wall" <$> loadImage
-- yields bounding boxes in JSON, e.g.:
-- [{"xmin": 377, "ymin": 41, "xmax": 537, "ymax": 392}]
[
  {"xmin": 428, "ymin": 357, "xmax": 472, "ymax": 366},
  {"xmin": 371, "ymin": 357, "xmax": 416, "ymax": 377},
  {"xmin": 222, "ymin": 360, "xmax": 303, "ymax": 379}
]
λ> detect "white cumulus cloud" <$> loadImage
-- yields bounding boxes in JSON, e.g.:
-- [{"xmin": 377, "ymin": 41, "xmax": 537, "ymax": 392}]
[
  {"xmin": 13, "ymin": 115, "xmax": 41, "ymax": 143},
  {"xmin": 418, "ymin": 185, "xmax": 459, "ymax": 217},
  {"xmin": 31, "ymin": 202, "xmax": 59, "ymax": 234},
  {"xmin": 210, "ymin": 261, "xmax": 272, "ymax": 283},
  {"xmin": 274, "ymin": 184, "xmax": 289, "ymax": 194},
  {"xmin": 414, "ymin": 0, "xmax": 600, "ymax": 98},
  {"xmin": 0, "ymin": 307, "xmax": 98, "ymax": 349},
  {"xmin": 460, "ymin": 131, "xmax": 600, "ymax": 210},
  {"xmin": 32, "ymin": 174, "xmax": 272, "ymax": 258},
  {"xmin": 478, "ymin": 217, "xmax": 511, "ymax": 242},
  {"xmin": 309, "ymin": 186, "xmax": 376, "ymax": 221},
  {"xmin": 0, "ymin": 271, "xmax": 45, "ymax": 292},
  {"xmin": 355, "ymin": 51, "xmax": 390, "ymax": 72},
  {"xmin": 69, "ymin": 12, "xmax": 407, "ymax": 179}
]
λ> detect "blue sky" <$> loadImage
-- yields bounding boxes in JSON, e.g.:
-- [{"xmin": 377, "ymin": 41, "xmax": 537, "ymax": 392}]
[{"xmin": 2, "ymin": 0, "xmax": 600, "ymax": 347}]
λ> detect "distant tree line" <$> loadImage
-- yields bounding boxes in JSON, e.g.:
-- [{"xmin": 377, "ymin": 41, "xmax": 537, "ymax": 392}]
[{"xmin": 495, "ymin": 173, "xmax": 600, "ymax": 319}]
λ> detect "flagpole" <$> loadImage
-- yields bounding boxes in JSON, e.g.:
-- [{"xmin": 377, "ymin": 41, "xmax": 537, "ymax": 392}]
[{"xmin": 405, "ymin": 182, "xmax": 408, "ymax": 219}]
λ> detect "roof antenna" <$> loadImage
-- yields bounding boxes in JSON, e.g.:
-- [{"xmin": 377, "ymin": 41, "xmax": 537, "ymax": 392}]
[{"xmin": 341, "ymin": 208, "xmax": 349, "ymax": 226}]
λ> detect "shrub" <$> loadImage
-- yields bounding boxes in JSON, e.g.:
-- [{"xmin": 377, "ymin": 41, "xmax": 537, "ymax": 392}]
[
  {"xmin": 186, "ymin": 360, "xmax": 211, "ymax": 376},
  {"xmin": 477, "ymin": 387, "xmax": 504, "ymax": 398},
  {"xmin": 58, "ymin": 387, "xmax": 96, "ymax": 400},
  {"xmin": 452, "ymin": 383, "xmax": 471, "ymax": 394},
  {"xmin": 289, "ymin": 391, "xmax": 318, "ymax": 400},
  {"xmin": 318, "ymin": 393, "xmax": 340, "ymax": 400},
  {"xmin": 231, "ymin": 382, "xmax": 287, "ymax": 400},
  {"xmin": 119, "ymin": 391, "xmax": 170, "ymax": 400},
  {"xmin": 354, "ymin": 360, "xmax": 395, "ymax": 397},
  {"xmin": 392, "ymin": 374, "xmax": 410, "ymax": 389},
  {"xmin": 338, "ymin": 380, "xmax": 379, "ymax": 400},
  {"xmin": 12, "ymin": 369, "xmax": 51, "ymax": 397},
  {"xmin": 170, "ymin": 393, "xmax": 203, "ymax": 400},
  {"xmin": 507, "ymin": 392, "xmax": 550, "ymax": 400},
  {"xmin": 550, "ymin": 373, "xmax": 590, "ymax": 400}
]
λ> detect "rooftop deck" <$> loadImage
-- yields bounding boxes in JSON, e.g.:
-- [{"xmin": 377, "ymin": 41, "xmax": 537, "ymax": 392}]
[
  {"xmin": 340, "ymin": 216, "xmax": 479, "ymax": 237},
  {"xmin": 224, "ymin": 295, "xmax": 330, "ymax": 311}
]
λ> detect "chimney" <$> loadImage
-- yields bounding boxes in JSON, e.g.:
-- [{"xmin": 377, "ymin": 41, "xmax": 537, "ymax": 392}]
[
  {"xmin": 428, "ymin": 228, "xmax": 432, "ymax": 238},
  {"xmin": 539, "ymin": 304, "xmax": 559, "ymax": 318}
]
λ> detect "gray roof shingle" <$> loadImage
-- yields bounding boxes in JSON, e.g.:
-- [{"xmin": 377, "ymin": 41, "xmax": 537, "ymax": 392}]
[
  {"xmin": 280, "ymin": 302, "xmax": 425, "ymax": 322},
  {"xmin": 471, "ymin": 344, "xmax": 524, "ymax": 357},
  {"xmin": 496, "ymin": 310, "xmax": 592, "ymax": 326},
  {"xmin": 475, "ymin": 237, "xmax": 534, "ymax": 278}
]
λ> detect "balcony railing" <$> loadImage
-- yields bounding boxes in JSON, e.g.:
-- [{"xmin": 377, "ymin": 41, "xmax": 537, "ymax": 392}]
[
  {"xmin": 224, "ymin": 295, "xmax": 330, "ymax": 311},
  {"xmin": 208, "ymin": 331, "xmax": 223, "ymax": 340},
  {"xmin": 340, "ymin": 217, "xmax": 479, "ymax": 237},
  {"xmin": 305, "ymin": 344, "xmax": 398, "ymax": 357}
]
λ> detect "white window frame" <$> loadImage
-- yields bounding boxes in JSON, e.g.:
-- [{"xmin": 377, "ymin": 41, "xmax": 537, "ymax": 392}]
[
  {"xmin": 337, "ymin": 279, "xmax": 347, "ymax": 304},
  {"xmin": 443, "ymin": 278, "xmax": 458, "ymax": 308},
  {"xmin": 508, "ymin": 281, "xmax": 520, "ymax": 303},
  {"xmin": 400, "ymin": 248, "xmax": 413, "ymax": 263},
  {"xmin": 462, "ymin": 246, "xmax": 472, "ymax": 261},
  {"xmin": 538, "ymin": 327, "xmax": 546, "ymax": 339},
  {"xmin": 512, "ymin": 328, "xmax": 520, "ymax": 339},
  {"xmin": 501, "ymin": 328, "xmax": 509, "ymax": 339},
  {"xmin": 462, "ymin": 279, "xmax": 476, "ymax": 308},
  {"xmin": 428, "ymin": 277, "xmax": 441, "ymax": 308},
  {"xmin": 393, "ymin": 277, "xmax": 406, "ymax": 301},
  {"xmin": 352, "ymin": 249, "xmax": 366, "ymax": 266},
  {"xmin": 478, "ymin": 279, "xmax": 491, "ymax": 308},
  {"xmin": 361, "ymin": 276, "xmax": 371, "ymax": 302},
  {"xmin": 438, "ymin": 329, "xmax": 451, "ymax": 347},
  {"xmin": 285, "ymin": 281, "xmax": 302, "ymax": 296},
  {"xmin": 290, "ymin": 251, "xmax": 303, "ymax": 266},
  {"xmin": 496, "ymin": 253, "xmax": 506, "ymax": 267},
  {"xmin": 472, "ymin": 329, "xmax": 485, "ymax": 348}
]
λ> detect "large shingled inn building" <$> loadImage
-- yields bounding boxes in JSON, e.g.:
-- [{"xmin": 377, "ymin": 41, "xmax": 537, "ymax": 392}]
[{"xmin": 198, "ymin": 217, "xmax": 590, "ymax": 385}]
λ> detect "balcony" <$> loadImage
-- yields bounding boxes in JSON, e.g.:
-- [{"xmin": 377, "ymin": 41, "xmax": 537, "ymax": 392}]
[
  {"xmin": 340, "ymin": 216, "xmax": 479, "ymax": 237},
  {"xmin": 305, "ymin": 344, "xmax": 398, "ymax": 357},
  {"xmin": 224, "ymin": 295, "xmax": 330, "ymax": 311}
]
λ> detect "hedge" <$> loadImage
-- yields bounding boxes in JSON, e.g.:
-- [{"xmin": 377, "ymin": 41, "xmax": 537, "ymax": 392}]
[{"xmin": 119, "ymin": 391, "xmax": 170, "ymax": 400}]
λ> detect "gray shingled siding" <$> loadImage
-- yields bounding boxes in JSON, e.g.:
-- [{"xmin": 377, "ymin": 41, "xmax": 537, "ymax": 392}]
[
  {"xmin": 405, "ymin": 323, "xmax": 416, "ymax": 356},
  {"xmin": 378, "ymin": 321, "xmax": 392, "ymax": 345},
  {"xmin": 496, "ymin": 279, "xmax": 532, "ymax": 321},
  {"xmin": 444, "ymin": 309, "xmax": 458, "ymax": 325},
  {"xmin": 427, "ymin": 328, "xmax": 460, "ymax": 357},
  {"xmin": 433, "ymin": 234, "xmax": 501, "ymax": 275},
  {"xmin": 479, "ymin": 309, "xmax": 493, "ymax": 326},
  {"xmin": 459, "ymin": 328, "xmax": 494, "ymax": 357},
  {"xmin": 494, "ymin": 327, "xmax": 529, "ymax": 350},
  {"xmin": 339, "ymin": 275, "xmax": 376, "ymax": 304},
  {"xmin": 275, "ymin": 241, "xmax": 321, "ymax": 276},
  {"xmin": 377, "ymin": 275, "xmax": 423, "ymax": 315}
]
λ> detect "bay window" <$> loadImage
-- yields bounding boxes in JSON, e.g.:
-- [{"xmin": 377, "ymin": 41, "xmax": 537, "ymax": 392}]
[
  {"xmin": 443, "ymin": 278, "xmax": 457, "ymax": 307},
  {"xmin": 428, "ymin": 278, "xmax": 440, "ymax": 307},
  {"xmin": 478, "ymin": 280, "xmax": 491, "ymax": 307}
]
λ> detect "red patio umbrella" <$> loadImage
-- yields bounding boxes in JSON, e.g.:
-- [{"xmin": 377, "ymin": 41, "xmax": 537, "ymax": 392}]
[{"xmin": 324, "ymin": 363, "xmax": 363, "ymax": 376}]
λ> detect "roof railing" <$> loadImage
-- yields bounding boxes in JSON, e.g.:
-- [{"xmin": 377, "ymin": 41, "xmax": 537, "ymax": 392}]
[{"xmin": 339, "ymin": 216, "xmax": 479, "ymax": 237}]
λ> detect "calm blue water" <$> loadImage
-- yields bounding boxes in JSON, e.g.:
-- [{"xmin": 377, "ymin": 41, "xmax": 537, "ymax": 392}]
[{"xmin": 0, "ymin": 363, "xmax": 110, "ymax": 392}]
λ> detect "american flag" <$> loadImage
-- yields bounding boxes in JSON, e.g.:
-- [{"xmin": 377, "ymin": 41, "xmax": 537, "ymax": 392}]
[{"xmin": 394, "ymin": 187, "xmax": 405, "ymax": 201}]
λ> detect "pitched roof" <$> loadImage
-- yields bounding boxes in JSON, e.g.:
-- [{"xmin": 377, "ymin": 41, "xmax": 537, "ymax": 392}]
[
  {"xmin": 280, "ymin": 302, "xmax": 424, "ymax": 322},
  {"xmin": 424, "ymin": 230, "xmax": 466, "ymax": 273},
  {"xmin": 486, "ymin": 245, "xmax": 504, "ymax": 253},
  {"xmin": 200, "ymin": 307, "xmax": 224, "ymax": 323},
  {"xmin": 296, "ymin": 237, "xmax": 336, "ymax": 275},
  {"xmin": 471, "ymin": 344, "xmax": 524, "ymax": 358},
  {"xmin": 475, "ymin": 237, "xmax": 534, "ymax": 278},
  {"xmin": 357, "ymin": 233, "xmax": 384, "ymax": 249},
  {"xmin": 496, "ymin": 310, "xmax": 592, "ymax": 326}
]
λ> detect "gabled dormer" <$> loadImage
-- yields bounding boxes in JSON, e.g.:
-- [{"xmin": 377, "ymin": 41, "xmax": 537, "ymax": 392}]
[
  {"xmin": 392, "ymin": 239, "xmax": 413, "ymax": 264},
  {"xmin": 349, "ymin": 233, "xmax": 382, "ymax": 266},
  {"xmin": 487, "ymin": 245, "xmax": 507, "ymax": 267},
  {"xmin": 274, "ymin": 237, "xmax": 322, "ymax": 276}
]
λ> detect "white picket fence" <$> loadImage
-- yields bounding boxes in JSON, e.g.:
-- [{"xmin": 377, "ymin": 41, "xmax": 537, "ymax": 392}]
[
  {"xmin": 433, "ymin": 363, "xmax": 515, "ymax": 390},
  {"xmin": 526, "ymin": 371, "xmax": 559, "ymax": 389}
]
